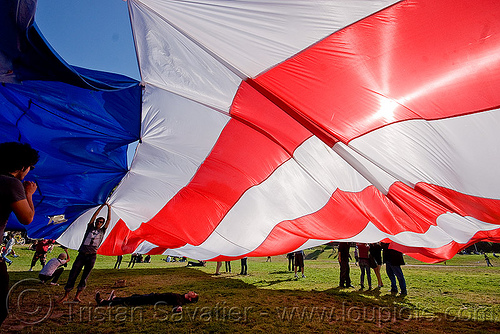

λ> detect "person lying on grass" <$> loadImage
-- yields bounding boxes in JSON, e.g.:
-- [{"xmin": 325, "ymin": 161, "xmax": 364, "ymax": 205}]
[{"xmin": 95, "ymin": 290, "xmax": 199, "ymax": 313}]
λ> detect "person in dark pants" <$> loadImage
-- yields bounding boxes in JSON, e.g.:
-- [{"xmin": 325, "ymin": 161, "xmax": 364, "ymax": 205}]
[
  {"xmin": 294, "ymin": 250, "xmax": 306, "ymax": 279},
  {"xmin": 240, "ymin": 257, "xmax": 248, "ymax": 275},
  {"xmin": 286, "ymin": 252, "xmax": 295, "ymax": 271},
  {"xmin": 114, "ymin": 255, "xmax": 123, "ymax": 269},
  {"xmin": 484, "ymin": 253, "xmax": 493, "ymax": 267},
  {"xmin": 186, "ymin": 260, "xmax": 206, "ymax": 267},
  {"xmin": 95, "ymin": 290, "xmax": 199, "ymax": 313},
  {"xmin": 58, "ymin": 204, "xmax": 111, "ymax": 303},
  {"xmin": 382, "ymin": 243, "xmax": 407, "ymax": 296},
  {"xmin": 128, "ymin": 254, "xmax": 138, "ymax": 268},
  {"xmin": 0, "ymin": 142, "xmax": 39, "ymax": 325},
  {"xmin": 338, "ymin": 242, "xmax": 353, "ymax": 288}
]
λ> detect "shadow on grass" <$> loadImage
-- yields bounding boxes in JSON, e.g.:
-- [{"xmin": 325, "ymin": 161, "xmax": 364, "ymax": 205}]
[
  {"xmin": 268, "ymin": 270, "xmax": 294, "ymax": 275},
  {"xmin": 305, "ymin": 249, "xmax": 323, "ymax": 260},
  {"xmin": 17, "ymin": 267, "xmax": 411, "ymax": 304},
  {"xmin": 5, "ymin": 266, "xmax": 499, "ymax": 334},
  {"xmin": 252, "ymin": 278, "xmax": 296, "ymax": 287},
  {"xmin": 8, "ymin": 266, "xmax": 404, "ymax": 305}
]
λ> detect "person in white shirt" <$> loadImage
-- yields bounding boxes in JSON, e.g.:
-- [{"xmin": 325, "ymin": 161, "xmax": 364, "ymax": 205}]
[{"xmin": 39, "ymin": 248, "xmax": 70, "ymax": 286}]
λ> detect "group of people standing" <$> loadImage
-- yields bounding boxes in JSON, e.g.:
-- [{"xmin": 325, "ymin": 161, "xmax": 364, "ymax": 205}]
[
  {"xmin": 214, "ymin": 257, "xmax": 248, "ymax": 275},
  {"xmin": 338, "ymin": 242, "xmax": 407, "ymax": 296}
]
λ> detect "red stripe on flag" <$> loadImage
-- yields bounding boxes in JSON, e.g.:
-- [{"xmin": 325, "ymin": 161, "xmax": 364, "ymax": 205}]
[
  {"xmin": 392, "ymin": 229, "xmax": 500, "ymax": 263},
  {"xmin": 98, "ymin": 219, "xmax": 185, "ymax": 256},
  {"xmin": 101, "ymin": 182, "xmax": 500, "ymax": 261},
  {"xmin": 215, "ymin": 184, "xmax": 500, "ymax": 261},
  {"xmin": 415, "ymin": 183, "xmax": 500, "ymax": 224},
  {"xmin": 101, "ymin": 83, "xmax": 313, "ymax": 252},
  {"xmin": 254, "ymin": 0, "xmax": 500, "ymax": 143}
]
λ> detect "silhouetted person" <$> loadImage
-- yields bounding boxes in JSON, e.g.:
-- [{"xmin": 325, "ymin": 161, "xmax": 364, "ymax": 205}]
[
  {"xmin": 0, "ymin": 142, "xmax": 39, "ymax": 325},
  {"xmin": 286, "ymin": 252, "xmax": 294, "ymax": 271},
  {"xmin": 128, "ymin": 254, "xmax": 138, "ymax": 268},
  {"xmin": 240, "ymin": 257, "xmax": 248, "ymax": 275},
  {"xmin": 114, "ymin": 255, "xmax": 123, "ymax": 269},
  {"xmin": 186, "ymin": 260, "xmax": 205, "ymax": 267},
  {"xmin": 338, "ymin": 242, "xmax": 353, "ymax": 288},
  {"xmin": 294, "ymin": 250, "xmax": 305, "ymax": 279},
  {"xmin": 484, "ymin": 253, "xmax": 493, "ymax": 267}
]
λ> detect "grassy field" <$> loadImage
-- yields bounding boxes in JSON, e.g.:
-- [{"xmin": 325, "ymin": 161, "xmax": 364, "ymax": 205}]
[{"xmin": 2, "ymin": 244, "xmax": 500, "ymax": 333}]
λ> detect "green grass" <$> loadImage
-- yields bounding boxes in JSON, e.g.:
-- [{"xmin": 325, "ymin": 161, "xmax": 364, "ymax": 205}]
[{"xmin": 2, "ymin": 244, "xmax": 500, "ymax": 333}]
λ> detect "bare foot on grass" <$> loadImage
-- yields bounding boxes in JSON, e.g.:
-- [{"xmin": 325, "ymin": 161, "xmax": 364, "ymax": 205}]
[{"xmin": 57, "ymin": 296, "xmax": 68, "ymax": 304}]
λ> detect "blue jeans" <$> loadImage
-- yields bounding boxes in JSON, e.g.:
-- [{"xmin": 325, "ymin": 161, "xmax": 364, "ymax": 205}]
[
  {"xmin": 1, "ymin": 254, "xmax": 11, "ymax": 264},
  {"xmin": 385, "ymin": 262, "xmax": 407, "ymax": 294},
  {"xmin": 359, "ymin": 258, "xmax": 371, "ymax": 287}
]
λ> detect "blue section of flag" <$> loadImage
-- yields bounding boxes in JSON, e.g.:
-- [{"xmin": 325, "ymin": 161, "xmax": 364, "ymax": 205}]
[{"xmin": 0, "ymin": 0, "xmax": 141, "ymax": 239}]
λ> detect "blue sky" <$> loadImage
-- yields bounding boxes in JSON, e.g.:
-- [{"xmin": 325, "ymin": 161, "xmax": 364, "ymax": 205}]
[
  {"xmin": 36, "ymin": 0, "xmax": 141, "ymax": 165},
  {"xmin": 36, "ymin": 0, "xmax": 141, "ymax": 81}
]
